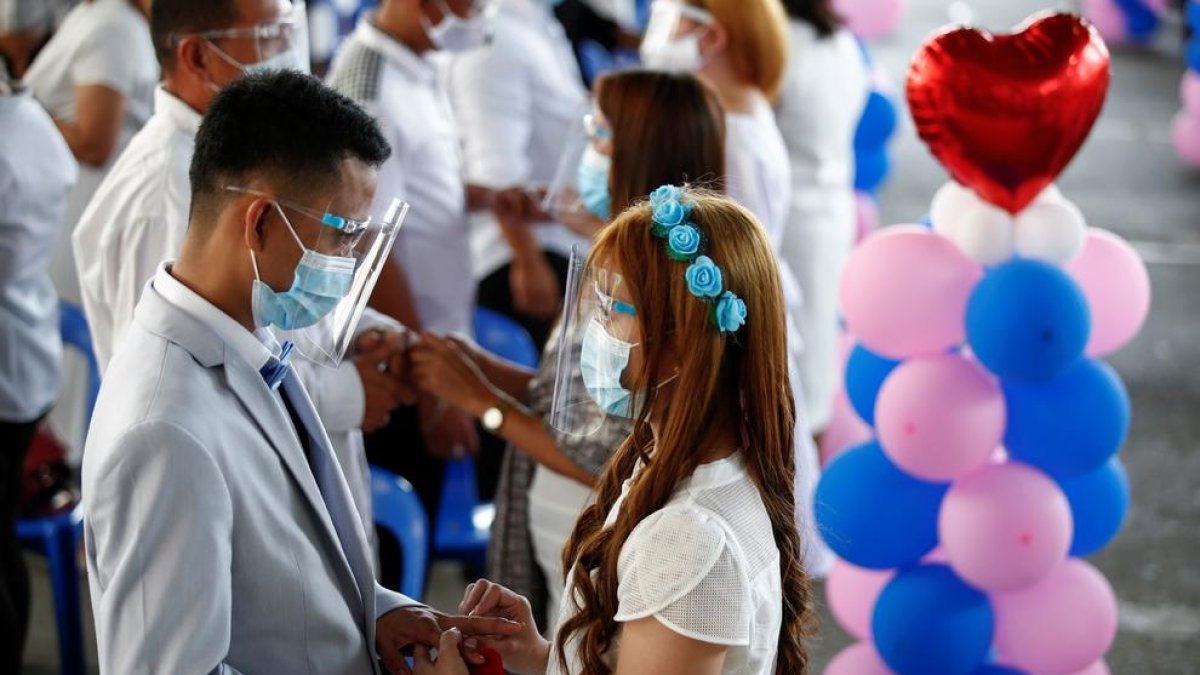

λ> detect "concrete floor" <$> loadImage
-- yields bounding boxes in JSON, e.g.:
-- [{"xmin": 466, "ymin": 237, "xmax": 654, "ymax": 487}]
[{"xmin": 20, "ymin": 0, "xmax": 1200, "ymax": 672}]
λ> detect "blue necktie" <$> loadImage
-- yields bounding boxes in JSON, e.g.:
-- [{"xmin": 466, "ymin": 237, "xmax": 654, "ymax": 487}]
[{"xmin": 260, "ymin": 341, "xmax": 295, "ymax": 391}]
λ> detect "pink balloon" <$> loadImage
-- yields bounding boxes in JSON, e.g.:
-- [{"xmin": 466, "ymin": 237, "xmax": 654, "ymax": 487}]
[
  {"xmin": 1182, "ymin": 73, "xmax": 1200, "ymax": 116},
  {"xmin": 993, "ymin": 560, "xmax": 1118, "ymax": 674},
  {"xmin": 855, "ymin": 192, "xmax": 880, "ymax": 244},
  {"xmin": 1172, "ymin": 111, "xmax": 1200, "ymax": 167},
  {"xmin": 1083, "ymin": 0, "xmax": 1128, "ymax": 44},
  {"xmin": 833, "ymin": 0, "xmax": 905, "ymax": 41},
  {"xmin": 824, "ymin": 642, "xmax": 895, "ymax": 675},
  {"xmin": 1064, "ymin": 229, "xmax": 1152, "ymax": 356},
  {"xmin": 875, "ymin": 354, "xmax": 1005, "ymax": 482},
  {"xmin": 1046, "ymin": 661, "xmax": 1111, "ymax": 675},
  {"xmin": 1141, "ymin": 0, "xmax": 1168, "ymax": 14},
  {"xmin": 939, "ymin": 463, "xmax": 1073, "ymax": 591},
  {"xmin": 826, "ymin": 559, "xmax": 895, "ymax": 640},
  {"xmin": 820, "ymin": 390, "xmax": 873, "ymax": 467},
  {"xmin": 840, "ymin": 227, "xmax": 983, "ymax": 359}
]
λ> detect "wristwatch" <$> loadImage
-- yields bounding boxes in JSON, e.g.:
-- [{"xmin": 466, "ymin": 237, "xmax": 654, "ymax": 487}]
[{"xmin": 481, "ymin": 400, "xmax": 509, "ymax": 432}]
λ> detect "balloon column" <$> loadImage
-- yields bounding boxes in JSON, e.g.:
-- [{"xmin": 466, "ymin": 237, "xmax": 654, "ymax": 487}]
[
  {"xmin": 853, "ymin": 47, "xmax": 900, "ymax": 241},
  {"xmin": 819, "ymin": 14, "xmax": 1150, "ymax": 675},
  {"xmin": 1174, "ymin": 1, "xmax": 1200, "ymax": 167},
  {"xmin": 1083, "ymin": 0, "xmax": 1165, "ymax": 45}
]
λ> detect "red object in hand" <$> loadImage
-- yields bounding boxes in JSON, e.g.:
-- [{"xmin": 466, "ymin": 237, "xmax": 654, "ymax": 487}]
[
  {"xmin": 468, "ymin": 646, "xmax": 504, "ymax": 675},
  {"xmin": 906, "ymin": 12, "xmax": 1110, "ymax": 214}
]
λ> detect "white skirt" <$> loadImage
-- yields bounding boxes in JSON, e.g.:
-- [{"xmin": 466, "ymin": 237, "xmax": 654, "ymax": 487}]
[{"xmin": 528, "ymin": 464, "xmax": 594, "ymax": 632}]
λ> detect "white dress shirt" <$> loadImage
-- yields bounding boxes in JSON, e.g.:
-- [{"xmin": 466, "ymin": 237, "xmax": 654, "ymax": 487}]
[
  {"xmin": 328, "ymin": 19, "xmax": 474, "ymax": 334},
  {"xmin": 71, "ymin": 87, "xmax": 382, "ymax": 544},
  {"xmin": 0, "ymin": 87, "xmax": 77, "ymax": 423},
  {"xmin": 25, "ymin": 0, "xmax": 157, "ymax": 304},
  {"xmin": 775, "ymin": 23, "xmax": 869, "ymax": 430},
  {"xmin": 442, "ymin": 0, "xmax": 590, "ymax": 279}
]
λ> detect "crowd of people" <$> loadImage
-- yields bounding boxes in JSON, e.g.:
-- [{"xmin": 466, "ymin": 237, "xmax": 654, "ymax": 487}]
[{"xmin": 0, "ymin": 0, "xmax": 870, "ymax": 672}]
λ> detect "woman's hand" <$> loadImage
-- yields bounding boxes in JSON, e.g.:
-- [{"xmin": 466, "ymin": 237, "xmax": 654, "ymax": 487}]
[
  {"xmin": 412, "ymin": 629, "xmax": 470, "ymax": 675},
  {"xmin": 559, "ymin": 206, "xmax": 607, "ymax": 239},
  {"xmin": 411, "ymin": 335, "xmax": 497, "ymax": 417},
  {"xmin": 509, "ymin": 255, "xmax": 561, "ymax": 321},
  {"xmin": 459, "ymin": 580, "xmax": 550, "ymax": 675}
]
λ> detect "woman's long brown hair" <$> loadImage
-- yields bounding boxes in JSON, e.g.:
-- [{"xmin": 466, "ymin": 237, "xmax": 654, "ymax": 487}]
[
  {"xmin": 555, "ymin": 191, "xmax": 815, "ymax": 674},
  {"xmin": 595, "ymin": 70, "xmax": 727, "ymax": 213}
]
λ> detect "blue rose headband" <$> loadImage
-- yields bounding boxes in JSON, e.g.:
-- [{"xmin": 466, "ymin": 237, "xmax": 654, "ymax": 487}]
[{"xmin": 648, "ymin": 185, "xmax": 747, "ymax": 334}]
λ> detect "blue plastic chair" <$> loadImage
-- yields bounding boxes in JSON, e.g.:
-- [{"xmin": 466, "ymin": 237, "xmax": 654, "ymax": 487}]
[
  {"xmin": 432, "ymin": 309, "xmax": 539, "ymax": 565},
  {"xmin": 370, "ymin": 468, "xmax": 430, "ymax": 601},
  {"xmin": 14, "ymin": 302, "xmax": 95, "ymax": 675}
]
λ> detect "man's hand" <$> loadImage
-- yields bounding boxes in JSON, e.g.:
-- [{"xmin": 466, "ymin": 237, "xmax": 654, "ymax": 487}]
[
  {"xmin": 411, "ymin": 334, "xmax": 497, "ymax": 416},
  {"xmin": 375, "ymin": 606, "xmax": 524, "ymax": 675}
]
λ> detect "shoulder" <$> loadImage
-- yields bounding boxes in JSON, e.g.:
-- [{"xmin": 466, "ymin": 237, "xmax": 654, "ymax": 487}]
[{"xmin": 328, "ymin": 37, "xmax": 386, "ymax": 106}]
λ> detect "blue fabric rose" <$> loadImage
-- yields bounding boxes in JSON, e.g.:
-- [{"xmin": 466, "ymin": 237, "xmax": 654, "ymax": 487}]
[
  {"xmin": 667, "ymin": 224, "xmax": 702, "ymax": 261},
  {"xmin": 650, "ymin": 184, "xmax": 683, "ymax": 208},
  {"xmin": 713, "ymin": 291, "xmax": 747, "ymax": 334},
  {"xmin": 652, "ymin": 197, "xmax": 691, "ymax": 233},
  {"xmin": 685, "ymin": 256, "xmax": 723, "ymax": 299}
]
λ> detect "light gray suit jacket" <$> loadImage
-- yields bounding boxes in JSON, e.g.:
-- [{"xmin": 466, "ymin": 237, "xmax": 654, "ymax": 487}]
[{"xmin": 81, "ymin": 283, "xmax": 420, "ymax": 675}]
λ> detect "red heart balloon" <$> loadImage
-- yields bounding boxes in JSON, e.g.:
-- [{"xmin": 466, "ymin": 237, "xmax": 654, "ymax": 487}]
[{"xmin": 907, "ymin": 13, "xmax": 1111, "ymax": 214}]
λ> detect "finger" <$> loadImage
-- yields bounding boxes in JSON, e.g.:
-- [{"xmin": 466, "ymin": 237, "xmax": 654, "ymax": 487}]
[
  {"xmin": 459, "ymin": 635, "xmax": 484, "ymax": 666},
  {"xmin": 439, "ymin": 628, "xmax": 471, "ymax": 665},
  {"xmin": 378, "ymin": 642, "xmax": 412, "ymax": 675},
  {"xmin": 459, "ymin": 582, "xmax": 476, "ymax": 614},
  {"xmin": 467, "ymin": 583, "xmax": 504, "ymax": 618},
  {"xmin": 459, "ymin": 581, "xmax": 488, "ymax": 616},
  {"xmin": 444, "ymin": 613, "xmax": 525, "ymax": 637}
]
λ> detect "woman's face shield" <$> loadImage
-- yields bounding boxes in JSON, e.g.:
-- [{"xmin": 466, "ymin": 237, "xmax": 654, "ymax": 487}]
[
  {"xmin": 550, "ymin": 247, "xmax": 644, "ymax": 437},
  {"xmin": 229, "ymin": 186, "xmax": 408, "ymax": 368},
  {"xmin": 541, "ymin": 101, "xmax": 611, "ymax": 224},
  {"xmin": 641, "ymin": 1, "xmax": 714, "ymax": 52}
]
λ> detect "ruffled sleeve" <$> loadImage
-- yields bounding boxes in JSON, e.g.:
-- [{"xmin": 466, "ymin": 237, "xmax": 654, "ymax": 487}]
[{"xmin": 614, "ymin": 505, "xmax": 751, "ymax": 646}]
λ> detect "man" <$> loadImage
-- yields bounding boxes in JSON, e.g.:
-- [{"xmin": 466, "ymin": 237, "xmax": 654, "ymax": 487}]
[
  {"xmin": 72, "ymin": 0, "xmax": 402, "ymax": 541},
  {"xmin": 326, "ymin": 0, "xmax": 486, "ymax": 519},
  {"xmin": 82, "ymin": 70, "xmax": 520, "ymax": 674}
]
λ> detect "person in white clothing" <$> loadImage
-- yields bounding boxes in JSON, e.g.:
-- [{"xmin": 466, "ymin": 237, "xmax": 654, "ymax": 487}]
[
  {"xmin": 416, "ymin": 189, "xmax": 814, "ymax": 675},
  {"xmin": 640, "ymin": 0, "xmax": 831, "ymax": 575},
  {"xmin": 442, "ymin": 0, "xmax": 590, "ymax": 351},
  {"xmin": 775, "ymin": 0, "xmax": 869, "ymax": 433},
  {"xmin": 326, "ymin": 0, "xmax": 487, "ymax": 532},
  {"xmin": 0, "ymin": 0, "xmax": 78, "ymax": 77},
  {"xmin": 82, "ymin": 70, "xmax": 521, "ymax": 674},
  {"xmin": 72, "ymin": 0, "xmax": 408, "ymax": 547},
  {"xmin": 0, "ymin": 74, "xmax": 76, "ymax": 675}
]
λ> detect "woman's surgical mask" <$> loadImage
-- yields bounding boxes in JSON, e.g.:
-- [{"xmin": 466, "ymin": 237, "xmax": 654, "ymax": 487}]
[
  {"xmin": 639, "ymin": 0, "xmax": 715, "ymax": 72},
  {"xmin": 576, "ymin": 144, "xmax": 612, "ymax": 221},
  {"xmin": 580, "ymin": 318, "xmax": 639, "ymax": 417},
  {"xmin": 251, "ymin": 203, "xmax": 357, "ymax": 332},
  {"xmin": 423, "ymin": 0, "xmax": 494, "ymax": 52}
]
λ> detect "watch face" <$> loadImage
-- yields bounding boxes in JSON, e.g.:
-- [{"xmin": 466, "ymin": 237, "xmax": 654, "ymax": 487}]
[{"xmin": 482, "ymin": 407, "xmax": 504, "ymax": 431}]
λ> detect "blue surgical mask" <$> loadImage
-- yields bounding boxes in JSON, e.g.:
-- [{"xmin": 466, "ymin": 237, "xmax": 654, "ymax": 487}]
[
  {"xmin": 251, "ymin": 204, "xmax": 356, "ymax": 331},
  {"xmin": 580, "ymin": 318, "xmax": 637, "ymax": 417},
  {"xmin": 576, "ymin": 145, "xmax": 612, "ymax": 221}
]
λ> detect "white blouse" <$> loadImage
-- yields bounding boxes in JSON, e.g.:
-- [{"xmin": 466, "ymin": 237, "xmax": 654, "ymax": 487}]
[{"xmin": 549, "ymin": 453, "xmax": 783, "ymax": 675}]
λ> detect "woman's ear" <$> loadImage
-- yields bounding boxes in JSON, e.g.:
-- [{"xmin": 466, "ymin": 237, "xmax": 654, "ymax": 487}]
[{"xmin": 700, "ymin": 22, "xmax": 727, "ymax": 59}]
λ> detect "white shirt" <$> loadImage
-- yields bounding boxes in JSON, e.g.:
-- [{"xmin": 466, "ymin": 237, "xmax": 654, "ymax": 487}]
[
  {"xmin": 550, "ymin": 453, "xmax": 783, "ymax": 675},
  {"xmin": 25, "ymin": 0, "xmax": 157, "ymax": 303},
  {"xmin": 442, "ymin": 0, "xmax": 590, "ymax": 279},
  {"xmin": 775, "ymin": 23, "xmax": 868, "ymax": 244},
  {"xmin": 327, "ymin": 19, "xmax": 474, "ymax": 334},
  {"xmin": 0, "ymin": 87, "xmax": 77, "ymax": 422},
  {"xmin": 75, "ymin": 86, "xmax": 198, "ymax": 371}
]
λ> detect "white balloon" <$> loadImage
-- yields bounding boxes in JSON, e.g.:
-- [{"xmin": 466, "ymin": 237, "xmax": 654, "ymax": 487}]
[
  {"xmin": 1033, "ymin": 183, "xmax": 1066, "ymax": 206},
  {"xmin": 950, "ymin": 199, "xmax": 1015, "ymax": 265},
  {"xmin": 930, "ymin": 181, "xmax": 975, "ymax": 237},
  {"xmin": 1015, "ymin": 198, "xmax": 1088, "ymax": 264}
]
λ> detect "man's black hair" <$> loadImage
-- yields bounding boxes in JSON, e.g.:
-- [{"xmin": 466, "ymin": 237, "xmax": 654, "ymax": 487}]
[
  {"xmin": 150, "ymin": 0, "xmax": 241, "ymax": 70},
  {"xmin": 188, "ymin": 70, "xmax": 391, "ymax": 227}
]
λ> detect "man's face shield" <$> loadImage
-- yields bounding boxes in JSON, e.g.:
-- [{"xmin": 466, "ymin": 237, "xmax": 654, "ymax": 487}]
[
  {"xmin": 639, "ymin": 0, "xmax": 715, "ymax": 70},
  {"xmin": 228, "ymin": 186, "xmax": 408, "ymax": 368},
  {"xmin": 181, "ymin": 1, "xmax": 310, "ymax": 75},
  {"xmin": 550, "ymin": 246, "xmax": 644, "ymax": 438}
]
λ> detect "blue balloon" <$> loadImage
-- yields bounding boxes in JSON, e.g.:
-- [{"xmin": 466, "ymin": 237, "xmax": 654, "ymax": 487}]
[
  {"xmin": 1059, "ymin": 457, "xmax": 1131, "ymax": 556},
  {"xmin": 1190, "ymin": 1, "xmax": 1200, "ymax": 30},
  {"xmin": 1124, "ymin": 7, "xmax": 1160, "ymax": 40},
  {"xmin": 814, "ymin": 441, "xmax": 947, "ymax": 569},
  {"xmin": 1004, "ymin": 359, "xmax": 1131, "ymax": 478},
  {"xmin": 966, "ymin": 259, "xmax": 1090, "ymax": 382},
  {"xmin": 855, "ymin": 91, "xmax": 898, "ymax": 151},
  {"xmin": 855, "ymin": 148, "xmax": 890, "ymax": 193},
  {"xmin": 845, "ymin": 345, "xmax": 901, "ymax": 426},
  {"xmin": 873, "ymin": 564, "xmax": 994, "ymax": 675},
  {"xmin": 971, "ymin": 667, "xmax": 1026, "ymax": 675},
  {"xmin": 1188, "ymin": 38, "xmax": 1200, "ymax": 73}
]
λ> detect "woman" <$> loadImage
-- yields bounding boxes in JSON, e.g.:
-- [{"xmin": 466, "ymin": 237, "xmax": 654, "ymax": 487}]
[
  {"xmin": 638, "ymin": 0, "xmax": 829, "ymax": 575},
  {"xmin": 411, "ymin": 69, "xmax": 726, "ymax": 627},
  {"xmin": 422, "ymin": 187, "xmax": 814, "ymax": 675},
  {"xmin": 775, "ymin": 0, "xmax": 869, "ymax": 432}
]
